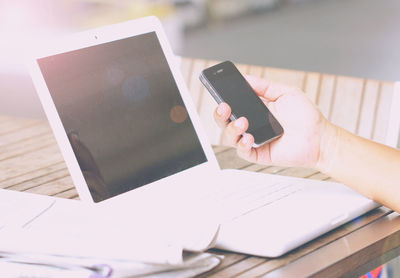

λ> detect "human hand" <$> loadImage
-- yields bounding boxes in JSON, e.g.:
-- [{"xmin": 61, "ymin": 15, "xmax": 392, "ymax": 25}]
[{"xmin": 214, "ymin": 75, "xmax": 334, "ymax": 170}]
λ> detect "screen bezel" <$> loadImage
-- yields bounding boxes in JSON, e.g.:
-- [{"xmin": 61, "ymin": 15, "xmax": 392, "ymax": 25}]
[
  {"xmin": 201, "ymin": 61, "xmax": 283, "ymax": 147},
  {"xmin": 28, "ymin": 16, "xmax": 220, "ymax": 204}
]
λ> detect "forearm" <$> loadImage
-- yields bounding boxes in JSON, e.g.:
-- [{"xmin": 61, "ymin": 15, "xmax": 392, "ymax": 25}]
[{"xmin": 318, "ymin": 123, "xmax": 400, "ymax": 212}]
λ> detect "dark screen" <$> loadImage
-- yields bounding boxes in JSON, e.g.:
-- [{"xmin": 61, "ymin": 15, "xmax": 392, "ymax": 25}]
[
  {"xmin": 38, "ymin": 32, "xmax": 207, "ymax": 202},
  {"xmin": 202, "ymin": 61, "xmax": 282, "ymax": 144}
]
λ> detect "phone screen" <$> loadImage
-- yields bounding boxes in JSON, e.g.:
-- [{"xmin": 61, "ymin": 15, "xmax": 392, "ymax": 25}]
[{"xmin": 201, "ymin": 61, "xmax": 283, "ymax": 145}]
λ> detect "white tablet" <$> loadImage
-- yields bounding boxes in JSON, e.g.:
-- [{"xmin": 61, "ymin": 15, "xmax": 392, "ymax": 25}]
[{"xmin": 29, "ymin": 16, "xmax": 219, "ymax": 203}]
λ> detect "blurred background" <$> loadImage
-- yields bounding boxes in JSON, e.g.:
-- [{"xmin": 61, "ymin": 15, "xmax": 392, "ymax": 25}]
[
  {"xmin": 1, "ymin": 0, "xmax": 400, "ymax": 120},
  {"xmin": 0, "ymin": 0, "xmax": 400, "ymax": 275}
]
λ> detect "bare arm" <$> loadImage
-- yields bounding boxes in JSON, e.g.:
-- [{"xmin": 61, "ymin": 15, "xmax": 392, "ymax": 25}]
[
  {"xmin": 318, "ymin": 122, "xmax": 400, "ymax": 212},
  {"xmin": 214, "ymin": 75, "xmax": 400, "ymax": 212}
]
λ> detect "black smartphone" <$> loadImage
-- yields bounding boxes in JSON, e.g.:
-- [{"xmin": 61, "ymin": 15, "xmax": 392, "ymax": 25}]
[{"xmin": 199, "ymin": 61, "xmax": 283, "ymax": 147}]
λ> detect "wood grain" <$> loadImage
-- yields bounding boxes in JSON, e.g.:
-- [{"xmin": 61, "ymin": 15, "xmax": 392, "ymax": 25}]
[
  {"xmin": 180, "ymin": 57, "xmax": 194, "ymax": 87},
  {"xmin": 179, "ymin": 58, "xmax": 398, "ymax": 148},
  {"xmin": 316, "ymin": 74, "xmax": 336, "ymax": 119},
  {"xmin": 0, "ymin": 115, "xmax": 393, "ymax": 278},
  {"xmin": 187, "ymin": 59, "xmax": 207, "ymax": 109},
  {"xmin": 1, "ymin": 57, "xmax": 399, "ymax": 277},
  {"xmin": 207, "ymin": 208, "xmax": 391, "ymax": 278},
  {"xmin": 263, "ymin": 67, "xmax": 306, "ymax": 88},
  {"xmin": 330, "ymin": 76, "xmax": 364, "ymax": 133},
  {"xmin": 247, "ymin": 65, "xmax": 264, "ymax": 78},
  {"xmin": 0, "ymin": 118, "xmax": 42, "ymax": 135},
  {"xmin": 303, "ymin": 72, "xmax": 321, "ymax": 103},
  {"xmin": 24, "ymin": 175, "xmax": 74, "ymax": 196},
  {"xmin": 5, "ymin": 168, "xmax": 69, "ymax": 192},
  {"xmin": 197, "ymin": 59, "xmax": 224, "ymax": 145},
  {"xmin": 357, "ymin": 79, "xmax": 380, "ymax": 140},
  {"xmin": 373, "ymin": 82, "xmax": 395, "ymax": 144},
  {"xmin": 53, "ymin": 187, "xmax": 79, "ymax": 199},
  {"xmin": 0, "ymin": 133, "xmax": 56, "ymax": 161},
  {"xmin": 0, "ymin": 144, "xmax": 64, "ymax": 182},
  {"xmin": 0, "ymin": 162, "xmax": 66, "ymax": 189},
  {"xmin": 0, "ymin": 122, "xmax": 52, "ymax": 147}
]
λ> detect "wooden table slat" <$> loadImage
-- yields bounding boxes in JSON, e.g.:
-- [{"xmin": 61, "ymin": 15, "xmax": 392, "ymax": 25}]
[
  {"xmin": 197, "ymin": 60, "xmax": 223, "ymax": 145},
  {"xmin": 24, "ymin": 175, "xmax": 74, "ymax": 196},
  {"xmin": 0, "ymin": 122, "xmax": 52, "ymax": 147},
  {"xmin": 330, "ymin": 76, "xmax": 364, "ymax": 134},
  {"xmin": 199, "ymin": 252, "xmax": 248, "ymax": 277},
  {"xmin": 224, "ymin": 208, "xmax": 392, "ymax": 278},
  {"xmin": 306, "ymin": 171, "xmax": 331, "ymax": 181},
  {"xmin": 53, "ymin": 187, "xmax": 79, "ymax": 199},
  {"xmin": 357, "ymin": 79, "xmax": 380, "ymax": 139},
  {"xmin": 316, "ymin": 74, "xmax": 336, "ymax": 120},
  {"xmin": 212, "ymin": 145, "xmax": 230, "ymax": 154},
  {"xmin": 0, "ymin": 133, "xmax": 56, "ymax": 161},
  {"xmin": 180, "ymin": 57, "xmax": 194, "ymax": 88},
  {"xmin": 216, "ymin": 148, "xmax": 252, "ymax": 170},
  {"xmin": 0, "ymin": 162, "xmax": 66, "ymax": 189},
  {"xmin": 1, "ymin": 55, "xmax": 399, "ymax": 277},
  {"xmin": 240, "ymin": 164, "xmax": 270, "ymax": 173},
  {"xmin": 373, "ymin": 82, "xmax": 395, "ymax": 144},
  {"xmin": 247, "ymin": 65, "xmax": 264, "ymax": 78},
  {"xmin": 258, "ymin": 166, "xmax": 287, "ymax": 175},
  {"xmin": 0, "ymin": 118, "xmax": 42, "ymax": 136},
  {"xmin": 303, "ymin": 72, "xmax": 321, "ymax": 103},
  {"xmin": 0, "ymin": 116, "xmax": 393, "ymax": 278},
  {"xmin": 0, "ymin": 144, "xmax": 64, "ymax": 182},
  {"xmin": 0, "ymin": 114, "xmax": 390, "ymax": 278},
  {"xmin": 209, "ymin": 256, "xmax": 266, "ymax": 278},
  {"xmin": 273, "ymin": 167, "xmax": 319, "ymax": 179},
  {"xmin": 262, "ymin": 67, "xmax": 306, "ymax": 89},
  {"xmin": 187, "ymin": 59, "xmax": 207, "ymax": 109},
  {"xmin": 6, "ymin": 168, "xmax": 69, "ymax": 192}
]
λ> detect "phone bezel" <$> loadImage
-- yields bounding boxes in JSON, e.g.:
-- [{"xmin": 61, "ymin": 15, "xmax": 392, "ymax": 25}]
[{"xmin": 200, "ymin": 61, "xmax": 283, "ymax": 148}]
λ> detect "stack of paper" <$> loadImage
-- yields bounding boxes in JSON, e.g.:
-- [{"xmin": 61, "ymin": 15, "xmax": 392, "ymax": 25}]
[{"xmin": 0, "ymin": 189, "xmax": 222, "ymax": 277}]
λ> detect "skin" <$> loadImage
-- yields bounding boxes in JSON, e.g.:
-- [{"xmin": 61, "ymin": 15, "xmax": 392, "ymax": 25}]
[{"xmin": 214, "ymin": 75, "xmax": 400, "ymax": 213}]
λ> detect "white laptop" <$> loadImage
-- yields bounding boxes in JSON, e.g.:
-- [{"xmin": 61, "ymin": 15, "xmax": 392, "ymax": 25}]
[{"xmin": 28, "ymin": 16, "xmax": 379, "ymax": 257}]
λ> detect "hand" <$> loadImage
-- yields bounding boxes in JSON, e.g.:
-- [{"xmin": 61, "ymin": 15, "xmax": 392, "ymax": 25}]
[{"xmin": 214, "ymin": 75, "xmax": 333, "ymax": 169}]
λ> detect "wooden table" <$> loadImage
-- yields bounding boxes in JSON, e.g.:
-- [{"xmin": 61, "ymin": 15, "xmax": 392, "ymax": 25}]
[{"xmin": 1, "ymin": 115, "xmax": 400, "ymax": 277}]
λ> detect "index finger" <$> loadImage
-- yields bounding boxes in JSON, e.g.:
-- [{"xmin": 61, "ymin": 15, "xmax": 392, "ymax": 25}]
[{"xmin": 244, "ymin": 75, "xmax": 292, "ymax": 101}]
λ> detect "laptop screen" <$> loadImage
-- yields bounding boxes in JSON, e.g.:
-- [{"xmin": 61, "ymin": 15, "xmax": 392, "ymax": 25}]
[{"xmin": 37, "ymin": 32, "xmax": 207, "ymax": 202}]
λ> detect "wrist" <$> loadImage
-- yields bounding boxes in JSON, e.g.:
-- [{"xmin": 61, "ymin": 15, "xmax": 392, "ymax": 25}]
[{"xmin": 316, "ymin": 121, "xmax": 341, "ymax": 174}]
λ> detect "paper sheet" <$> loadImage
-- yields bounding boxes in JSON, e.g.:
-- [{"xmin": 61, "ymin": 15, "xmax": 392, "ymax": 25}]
[
  {"xmin": 0, "ymin": 189, "xmax": 220, "ymax": 265},
  {"xmin": 0, "ymin": 251, "xmax": 223, "ymax": 278}
]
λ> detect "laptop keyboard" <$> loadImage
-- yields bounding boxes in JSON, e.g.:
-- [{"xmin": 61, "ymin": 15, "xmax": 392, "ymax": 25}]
[{"xmin": 204, "ymin": 180, "xmax": 304, "ymax": 221}]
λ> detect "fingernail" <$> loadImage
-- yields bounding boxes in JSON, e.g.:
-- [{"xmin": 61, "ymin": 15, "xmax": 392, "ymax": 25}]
[
  {"xmin": 242, "ymin": 134, "xmax": 250, "ymax": 145},
  {"xmin": 234, "ymin": 117, "xmax": 245, "ymax": 129},
  {"xmin": 217, "ymin": 104, "xmax": 226, "ymax": 116}
]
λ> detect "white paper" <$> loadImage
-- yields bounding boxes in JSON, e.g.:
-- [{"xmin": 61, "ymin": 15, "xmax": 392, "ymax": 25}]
[
  {"xmin": 0, "ymin": 189, "xmax": 220, "ymax": 265},
  {"xmin": 0, "ymin": 251, "xmax": 223, "ymax": 278}
]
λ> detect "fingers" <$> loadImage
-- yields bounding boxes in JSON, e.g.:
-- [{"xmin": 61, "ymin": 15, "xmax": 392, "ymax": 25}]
[
  {"xmin": 244, "ymin": 75, "xmax": 271, "ymax": 98},
  {"xmin": 237, "ymin": 135, "xmax": 274, "ymax": 166},
  {"xmin": 236, "ymin": 133, "xmax": 257, "ymax": 162},
  {"xmin": 214, "ymin": 103, "xmax": 231, "ymax": 128},
  {"xmin": 221, "ymin": 117, "xmax": 249, "ymax": 147},
  {"xmin": 244, "ymin": 75, "xmax": 293, "ymax": 102},
  {"xmin": 214, "ymin": 103, "xmax": 249, "ymax": 147}
]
